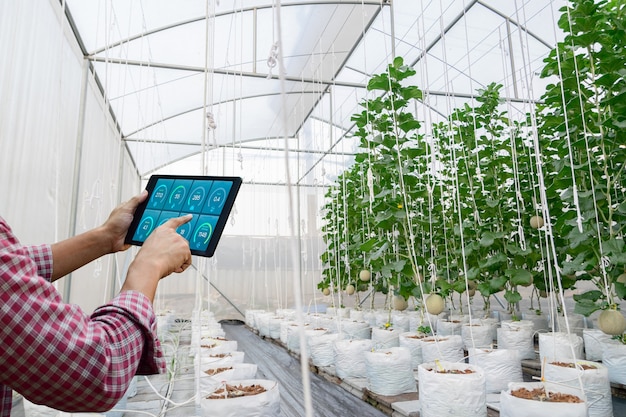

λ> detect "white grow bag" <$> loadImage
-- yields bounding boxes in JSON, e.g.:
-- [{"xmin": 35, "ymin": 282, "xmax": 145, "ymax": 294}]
[
  {"xmin": 304, "ymin": 327, "xmax": 329, "ymax": 348},
  {"xmin": 582, "ymin": 329, "xmax": 618, "ymax": 362},
  {"xmin": 334, "ymin": 339, "xmax": 374, "ymax": 379},
  {"xmin": 200, "ymin": 379, "xmax": 280, "ymax": 417},
  {"xmin": 267, "ymin": 316, "xmax": 284, "ymax": 339},
  {"xmin": 497, "ymin": 320, "xmax": 535, "ymax": 360},
  {"xmin": 200, "ymin": 363, "xmax": 259, "ymax": 392},
  {"xmin": 410, "ymin": 312, "xmax": 441, "ymax": 333},
  {"xmin": 199, "ymin": 339, "xmax": 238, "ymax": 355},
  {"xmin": 371, "ymin": 327, "xmax": 401, "ymax": 348},
  {"xmin": 399, "ymin": 332, "xmax": 427, "ymax": 369},
  {"xmin": 544, "ymin": 359, "xmax": 612, "ymax": 417},
  {"xmin": 461, "ymin": 323, "xmax": 493, "ymax": 350},
  {"xmin": 420, "ymin": 335, "xmax": 464, "ymax": 363},
  {"xmin": 198, "ymin": 351, "xmax": 245, "ymax": 367},
  {"xmin": 436, "ymin": 320, "xmax": 463, "ymax": 336},
  {"xmin": 603, "ymin": 343, "xmax": 626, "ymax": 385},
  {"xmin": 521, "ymin": 312, "xmax": 549, "ymax": 332},
  {"xmin": 391, "ymin": 312, "xmax": 411, "ymax": 331},
  {"xmin": 245, "ymin": 309, "xmax": 265, "ymax": 328},
  {"xmin": 286, "ymin": 323, "xmax": 310, "ymax": 353},
  {"xmin": 309, "ymin": 333, "xmax": 339, "ymax": 367},
  {"xmin": 256, "ymin": 313, "xmax": 274, "ymax": 337},
  {"xmin": 538, "ymin": 332, "xmax": 584, "ymax": 362},
  {"xmin": 338, "ymin": 319, "xmax": 371, "ymax": 339},
  {"xmin": 418, "ymin": 361, "xmax": 486, "ymax": 417},
  {"xmin": 279, "ymin": 321, "xmax": 296, "ymax": 344},
  {"xmin": 365, "ymin": 347, "xmax": 417, "ymax": 396},
  {"xmin": 499, "ymin": 381, "xmax": 588, "ymax": 417},
  {"xmin": 468, "ymin": 348, "xmax": 522, "ymax": 393}
]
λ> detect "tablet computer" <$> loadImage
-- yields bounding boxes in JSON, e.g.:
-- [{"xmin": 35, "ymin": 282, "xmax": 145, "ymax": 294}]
[{"xmin": 125, "ymin": 175, "xmax": 242, "ymax": 257}]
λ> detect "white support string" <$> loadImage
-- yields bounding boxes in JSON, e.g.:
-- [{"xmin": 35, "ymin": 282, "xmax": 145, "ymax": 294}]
[
  {"xmin": 561, "ymin": 0, "xmax": 613, "ymax": 305},
  {"xmin": 273, "ymin": 1, "xmax": 314, "ymax": 415}
]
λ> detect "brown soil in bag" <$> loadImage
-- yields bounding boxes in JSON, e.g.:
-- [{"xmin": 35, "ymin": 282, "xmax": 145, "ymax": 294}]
[
  {"xmin": 510, "ymin": 387, "xmax": 583, "ymax": 403},
  {"xmin": 550, "ymin": 361, "xmax": 596, "ymax": 370},
  {"xmin": 204, "ymin": 367, "xmax": 233, "ymax": 376},
  {"xmin": 434, "ymin": 368, "xmax": 475, "ymax": 374},
  {"xmin": 207, "ymin": 383, "xmax": 267, "ymax": 399}
]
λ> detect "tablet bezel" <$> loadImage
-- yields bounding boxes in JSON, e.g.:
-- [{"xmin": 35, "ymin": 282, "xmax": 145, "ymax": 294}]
[{"xmin": 124, "ymin": 174, "xmax": 242, "ymax": 257}]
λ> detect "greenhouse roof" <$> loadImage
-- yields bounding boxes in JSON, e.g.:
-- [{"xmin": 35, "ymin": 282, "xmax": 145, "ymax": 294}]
[{"xmin": 63, "ymin": 0, "xmax": 561, "ymax": 183}]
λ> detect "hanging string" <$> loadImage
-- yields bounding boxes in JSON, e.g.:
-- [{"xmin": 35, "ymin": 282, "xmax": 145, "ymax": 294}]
[
  {"xmin": 508, "ymin": 3, "xmax": 550, "ymax": 316},
  {"xmin": 561, "ymin": 0, "xmax": 613, "ymax": 305},
  {"xmin": 273, "ymin": 0, "xmax": 314, "ymax": 413}
]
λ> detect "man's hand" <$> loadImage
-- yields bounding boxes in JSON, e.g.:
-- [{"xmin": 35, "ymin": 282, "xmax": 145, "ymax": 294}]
[
  {"xmin": 121, "ymin": 215, "xmax": 193, "ymax": 302},
  {"xmin": 100, "ymin": 190, "xmax": 149, "ymax": 253},
  {"xmin": 137, "ymin": 215, "xmax": 193, "ymax": 277}
]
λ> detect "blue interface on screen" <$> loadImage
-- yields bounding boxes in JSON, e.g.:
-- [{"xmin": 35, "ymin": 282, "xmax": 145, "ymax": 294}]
[{"xmin": 131, "ymin": 178, "xmax": 233, "ymax": 252}]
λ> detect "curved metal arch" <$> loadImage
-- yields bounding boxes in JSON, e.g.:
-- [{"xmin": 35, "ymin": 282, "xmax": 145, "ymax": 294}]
[
  {"xmin": 88, "ymin": 1, "xmax": 383, "ymax": 56},
  {"xmin": 122, "ymin": 90, "xmax": 322, "ymax": 138},
  {"xmin": 409, "ymin": 0, "xmax": 553, "ymax": 70}
]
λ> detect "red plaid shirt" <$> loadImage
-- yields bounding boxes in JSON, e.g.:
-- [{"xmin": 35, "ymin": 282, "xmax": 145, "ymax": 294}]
[{"xmin": 0, "ymin": 217, "xmax": 165, "ymax": 416}]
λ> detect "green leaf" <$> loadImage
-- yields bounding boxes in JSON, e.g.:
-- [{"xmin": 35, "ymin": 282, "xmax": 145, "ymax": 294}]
[
  {"xmin": 359, "ymin": 237, "xmax": 379, "ymax": 252},
  {"xmin": 615, "ymin": 282, "xmax": 626, "ymax": 300},
  {"xmin": 574, "ymin": 299, "xmax": 602, "ymax": 317},
  {"xmin": 489, "ymin": 275, "xmax": 508, "ymax": 291},
  {"xmin": 401, "ymin": 86, "xmax": 423, "ymax": 101},
  {"xmin": 370, "ymin": 241, "xmax": 389, "ymax": 260},
  {"xmin": 504, "ymin": 290, "xmax": 522, "ymax": 305},
  {"xmin": 506, "ymin": 269, "xmax": 533, "ymax": 286},
  {"xmin": 479, "ymin": 232, "xmax": 497, "ymax": 247},
  {"xmin": 435, "ymin": 278, "xmax": 452, "ymax": 296},
  {"xmin": 367, "ymin": 74, "xmax": 390, "ymax": 91},
  {"xmin": 573, "ymin": 290, "xmax": 603, "ymax": 302}
]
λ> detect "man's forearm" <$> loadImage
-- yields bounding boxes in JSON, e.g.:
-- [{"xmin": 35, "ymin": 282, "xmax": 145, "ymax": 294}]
[{"xmin": 49, "ymin": 226, "xmax": 115, "ymax": 281}]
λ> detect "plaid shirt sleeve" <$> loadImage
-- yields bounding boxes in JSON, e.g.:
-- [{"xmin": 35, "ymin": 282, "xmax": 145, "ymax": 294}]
[{"xmin": 0, "ymin": 217, "xmax": 165, "ymax": 416}]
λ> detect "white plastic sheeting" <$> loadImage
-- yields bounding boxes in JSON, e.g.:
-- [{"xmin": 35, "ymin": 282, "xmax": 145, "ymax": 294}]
[{"xmin": 1, "ymin": 0, "xmax": 566, "ymax": 319}]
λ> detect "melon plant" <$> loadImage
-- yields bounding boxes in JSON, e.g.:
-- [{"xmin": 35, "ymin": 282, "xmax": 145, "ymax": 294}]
[{"xmin": 536, "ymin": 0, "xmax": 626, "ymax": 318}]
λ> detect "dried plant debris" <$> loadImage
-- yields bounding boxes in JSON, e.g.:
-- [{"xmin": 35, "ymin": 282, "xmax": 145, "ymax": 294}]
[
  {"xmin": 207, "ymin": 383, "xmax": 267, "ymax": 399},
  {"xmin": 550, "ymin": 361, "xmax": 596, "ymax": 370},
  {"xmin": 510, "ymin": 387, "xmax": 583, "ymax": 403},
  {"xmin": 434, "ymin": 368, "xmax": 474, "ymax": 374},
  {"xmin": 204, "ymin": 367, "xmax": 232, "ymax": 376}
]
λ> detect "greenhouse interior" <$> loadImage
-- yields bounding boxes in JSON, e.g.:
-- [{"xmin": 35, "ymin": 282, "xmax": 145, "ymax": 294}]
[{"xmin": 2, "ymin": 0, "xmax": 626, "ymax": 416}]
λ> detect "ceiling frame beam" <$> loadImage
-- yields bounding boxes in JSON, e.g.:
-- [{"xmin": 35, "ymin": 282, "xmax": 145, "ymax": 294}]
[{"xmin": 87, "ymin": 1, "xmax": 383, "ymax": 56}]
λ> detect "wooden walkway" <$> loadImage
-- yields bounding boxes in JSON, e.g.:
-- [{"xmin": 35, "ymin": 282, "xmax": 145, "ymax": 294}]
[{"xmin": 222, "ymin": 321, "xmax": 389, "ymax": 417}]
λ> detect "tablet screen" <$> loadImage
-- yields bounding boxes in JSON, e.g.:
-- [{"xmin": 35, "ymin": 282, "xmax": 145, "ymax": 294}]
[{"xmin": 125, "ymin": 175, "xmax": 242, "ymax": 257}]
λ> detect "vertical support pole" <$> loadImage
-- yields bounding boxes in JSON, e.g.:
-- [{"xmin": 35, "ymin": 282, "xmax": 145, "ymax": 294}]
[
  {"xmin": 253, "ymin": 8, "xmax": 258, "ymax": 73},
  {"xmin": 388, "ymin": 0, "xmax": 396, "ymax": 58},
  {"xmin": 109, "ymin": 139, "xmax": 128, "ymax": 301},
  {"xmin": 63, "ymin": 59, "xmax": 89, "ymax": 301},
  {"xmin": 506, "ymin": 19, "xmax": 519, "ymax": 99}
]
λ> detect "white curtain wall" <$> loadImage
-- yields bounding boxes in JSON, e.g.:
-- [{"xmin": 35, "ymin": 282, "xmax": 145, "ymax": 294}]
[
  {"xmin": 0, "ymin": 0, "xmax": 141, "ymax": 311},
  {"xmin": 0, "ymin": 0, "xmax": 327, "ymax": 319}
]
